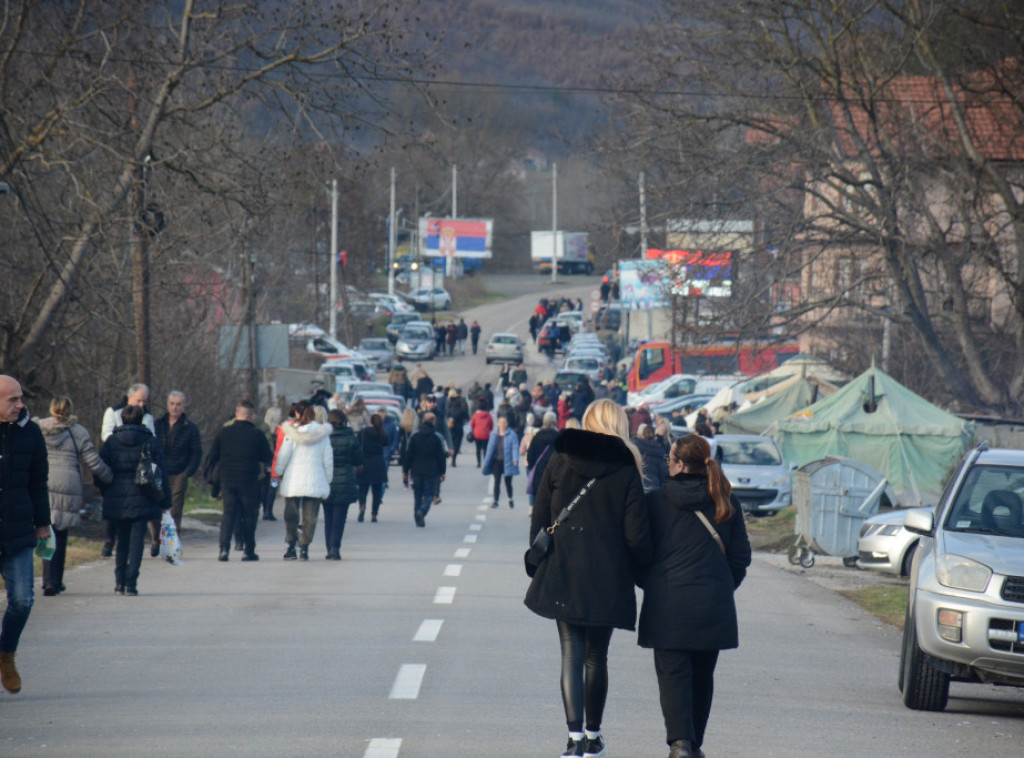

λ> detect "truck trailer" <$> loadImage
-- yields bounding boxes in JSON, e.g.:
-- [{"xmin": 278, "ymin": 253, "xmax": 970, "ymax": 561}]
[{"xmin": 530, "ymin": 231, "xmax": 593, "ymax": 275}]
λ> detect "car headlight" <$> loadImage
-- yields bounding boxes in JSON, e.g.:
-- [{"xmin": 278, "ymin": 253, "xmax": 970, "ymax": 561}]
[
  {"xmin": 768, "ymin": 474, "xmax": 791, "ymax": 489},
  {"xmin": 878, "ymin": 524, "xmax": 902, "ymax": 536},
  {"xmin": 935, "ymin": 553, "xmax": 992, "ymax": 592}
]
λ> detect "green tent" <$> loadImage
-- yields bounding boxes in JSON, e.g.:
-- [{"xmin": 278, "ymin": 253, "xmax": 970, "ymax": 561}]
[
  {"xmin": 718, "ymin": 377, "xmax": 821, "ymax": 436},
  {"xmin": 769, "ymin": 365, "xmax": 973, "ymax": 506}
]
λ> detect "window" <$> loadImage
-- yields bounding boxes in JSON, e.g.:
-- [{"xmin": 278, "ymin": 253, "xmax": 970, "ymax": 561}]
[{"xmin": 638, "ymin": 347, "xmax": 665, "ymax": 380}]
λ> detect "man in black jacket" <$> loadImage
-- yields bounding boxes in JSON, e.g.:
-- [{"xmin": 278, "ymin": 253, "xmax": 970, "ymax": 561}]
[
  {"xmin": 0, "ymin": 375, "xmax": 51, "ymax": 694},
  {"xmin": 400, "ymin": 413, "xmax": 446, "ymax": 527},
  {"xmin": 205, "ymin": 400, "xmax": 272, "ymax": 561},
  {"xmin": 150, "ymin": 390, "xmax": 202, "ymax": 556}
]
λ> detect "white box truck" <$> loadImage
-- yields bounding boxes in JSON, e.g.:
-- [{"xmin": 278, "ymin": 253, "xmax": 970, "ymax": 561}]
[{"xmin": 531, "ymin": 231, "xmax": 593, "ymax": 275}]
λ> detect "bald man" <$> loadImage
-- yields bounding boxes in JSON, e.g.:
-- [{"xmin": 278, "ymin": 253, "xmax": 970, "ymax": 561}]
[{"xmin": 0, "ymin": 375, "xmax": 51, "ymax": 694}]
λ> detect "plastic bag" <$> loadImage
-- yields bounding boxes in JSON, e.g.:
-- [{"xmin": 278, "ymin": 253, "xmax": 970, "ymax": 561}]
[
  {"xmin": 158, "ymin": 510, "xmax": 184, "ymax": 566},
  {"xmin": 35, "ymin": 529, "xmax": 56, "ymax": 561}
]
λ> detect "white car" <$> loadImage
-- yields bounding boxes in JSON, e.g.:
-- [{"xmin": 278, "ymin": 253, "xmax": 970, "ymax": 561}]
[
  {"xmin": 559, "ymin": 311, "xmax": 586, "ymax": 333},
  {"xmin": 395, "ymin": 322, "xmax": 437, "ymax": 360},
  {"xmin": 369, "ymin": 292, "xmax": 415, "ymax": 315},
  {"xmin": 403, "ymin": 287, "xmax": 452, "ymax": 311},
  {"xmin": 563, "ymin": 355, "xmax": 605, "ymax": 383},
  {"xmin": 857, "ymin": 507, "xmax": 927, "ymax": 576},
  {"xmin": 485, "ymin": 333, "xmax": 524, "ymax": 364},
  {"xmin": 712, "ymin": 434, "xmax": 792, "ymax": 515}
]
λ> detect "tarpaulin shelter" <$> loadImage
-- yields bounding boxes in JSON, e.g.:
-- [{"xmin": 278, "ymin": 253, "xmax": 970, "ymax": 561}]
[
  {"xmin": 718, "ymin": 376, "xmax": 831, "ymax": 436},
  {"xmin": 769, "ymin": 364, "xmax": 974, "ymax": 506}
]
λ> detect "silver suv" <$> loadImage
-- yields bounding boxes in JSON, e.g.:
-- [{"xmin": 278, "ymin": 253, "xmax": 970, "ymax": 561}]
[{"xmin": 900, "ymin": 443, "xmax": 1024, "ymax": 710}]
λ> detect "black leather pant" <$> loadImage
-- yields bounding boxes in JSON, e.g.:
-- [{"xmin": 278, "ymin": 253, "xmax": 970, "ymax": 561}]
[{"xmin": 556, "ymin": 620, "xmax": 613, "ymax": 733}]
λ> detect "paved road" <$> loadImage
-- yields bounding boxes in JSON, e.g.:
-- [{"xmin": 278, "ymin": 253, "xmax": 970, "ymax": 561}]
[{"xmin": 4, "ymin": 284, "xmax": 1024, "ymax": 756}]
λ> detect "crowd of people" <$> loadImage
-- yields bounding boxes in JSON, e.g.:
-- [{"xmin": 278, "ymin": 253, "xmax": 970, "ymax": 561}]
[{"xmin": 1, "ymin": 332, "xmax": 750, "ymax": 758}]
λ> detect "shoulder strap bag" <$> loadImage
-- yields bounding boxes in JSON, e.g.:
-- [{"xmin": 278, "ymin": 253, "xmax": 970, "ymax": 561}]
[
  {"xmin": 524, "ymin": 477, "xmax": 597, "ymax": 578},
  {"xmin": 694, "ymin": 509, "xmax": 727, "ymax": 555},
  {"xmin": 135, "ymin": 438, "xmax": 164, "ymax": 503}
]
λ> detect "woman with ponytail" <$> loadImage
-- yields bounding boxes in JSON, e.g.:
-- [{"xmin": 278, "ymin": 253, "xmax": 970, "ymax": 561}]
[{"xmin": 638, "ymin": 434, "xmax": 751, "ymax": 758}]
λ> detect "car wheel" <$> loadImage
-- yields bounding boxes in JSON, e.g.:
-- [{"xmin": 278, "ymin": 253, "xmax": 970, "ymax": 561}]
[
  {"xmin": 843, "ymin": 556, "xmax": 859, "ymax": 568},
  {"xmin": 900, "ymin": 610, "xmax": 950, "ymax": 711}
]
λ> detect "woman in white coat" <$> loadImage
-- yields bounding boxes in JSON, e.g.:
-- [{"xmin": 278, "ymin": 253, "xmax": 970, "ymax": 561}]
[{"xmin": 274, "ymin": 404, "xmax": 333, "ymax": 560}]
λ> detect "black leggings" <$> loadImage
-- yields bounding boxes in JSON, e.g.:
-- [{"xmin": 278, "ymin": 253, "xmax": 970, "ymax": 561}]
[
  {"xmin": 492, "ymin": 473, "xmax": 513, "ymax": 504},
  {"xmin": 475, "ymin": 438, "xmax": 488, "ymax": 465},
  {"xmin": 556, "ymin": 620, "xmax": 614, "ymax": 733}
]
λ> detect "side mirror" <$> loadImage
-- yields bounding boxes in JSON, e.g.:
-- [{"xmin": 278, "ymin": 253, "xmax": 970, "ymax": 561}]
[{"xmin": 904, "ymin": 509, "xmax": 935, "ymax": 537}]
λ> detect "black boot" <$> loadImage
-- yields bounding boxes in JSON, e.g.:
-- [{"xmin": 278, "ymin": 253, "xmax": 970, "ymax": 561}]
[
  {"xmin": 299, "ymin": 545, "xmax": 309, "ymax": 561},
  {"xmin": 669, "ymin": 740, "xmax": 696, "ymax": 758},
  {"xmin": 283, "ymin": 544, "xmax": 297, "ymax": 560}
]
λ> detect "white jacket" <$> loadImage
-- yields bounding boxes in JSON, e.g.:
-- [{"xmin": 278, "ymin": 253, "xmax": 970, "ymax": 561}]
[{"xmin": 275, "ymin": 421, "xmax": 333, "ymax": 499}]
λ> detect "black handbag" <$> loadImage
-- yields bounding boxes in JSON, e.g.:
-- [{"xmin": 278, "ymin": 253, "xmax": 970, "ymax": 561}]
[
  {"xmin": 134, "ymin": 439, "xmax": 164, "ymax": 503},
  {"xmin": 524, "ymin": 477, "xmax": 596, "ymax": 577}
]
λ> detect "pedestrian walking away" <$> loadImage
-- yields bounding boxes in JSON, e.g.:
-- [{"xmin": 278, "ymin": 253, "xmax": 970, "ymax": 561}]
[
  {"xmin": 356, "ymin": 413, "xmax": 387, "ymax": 523},
  {"xmin": 38, "ymin": 395, "xmax": 112, "ymax": 595},
  {"xmin": 324, "ymin": 409, "xmax": 363, "ymax": 559},
  {"xmin": 457, "ymin": 318, "xmax": 468, "ymax": 354},
  {"xmin": 0, "ymin": 375, "xmax": 52, "ymax": 695},
  {"xmin": 274, "ymin": 404, "xmax": 333, "ymax": 560},
  {"xmin": 98, "ymin": 403, "xmax": 172, "ymax": 596},
  {"xmin": 638, "ymin": 434, "xmax": 751, "ymax": 758},
  {"xmin": 205, "ymin": 400, "xmax": 273, "ymax": 561},
  {"xmin": 446, "ymin": 388, "xmax": 470, "ymax": 467},
  {"xmin": 524, "ymin": 398, "xmax": 653, "ymax": 758},
  {"xmin": 261, "ymin": 407, "xmax": 282, "ymax": 520},
  {"xmin": 470, "ymin": 320, "xmax": 481, "ymax": 354},
  {"xmin": 482, "ymin": 415, "xmax": 519, "ymax": 509},
  {"xmin": 470, "ymin": 404, "xmax": 494, "ymax": 468},
  {"xmin": 400, "ymin": 412, "xmax": 446, "ymax": 527},
  {"xmin": 150, "ymin": 390, "xmax": 202, "ymax": 557}
]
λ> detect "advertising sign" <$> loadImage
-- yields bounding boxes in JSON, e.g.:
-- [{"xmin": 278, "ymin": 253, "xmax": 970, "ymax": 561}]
[
  {"xmin": 618, "ymin": 260, "xmax": 669, "ymax": 311},
  {"xmin": 420, "ymin": 217, "xmax": 493, "ymax": 258},
  {"xmin": 646, "ymin": 248, "xmax": 733, "ymax": 298}
]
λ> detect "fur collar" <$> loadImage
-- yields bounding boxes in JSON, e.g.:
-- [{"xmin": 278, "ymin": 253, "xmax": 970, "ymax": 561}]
[
  {"xmin": 282, "ymin": 421, "xmax": 331, "ymax": 445},
  {"xmin": 38, "ymin": 416, "xmax": 78, "ymax": 435},
  {"xmin": 554, "ymin": 428, "xmax": 636, "ymax": 469}
]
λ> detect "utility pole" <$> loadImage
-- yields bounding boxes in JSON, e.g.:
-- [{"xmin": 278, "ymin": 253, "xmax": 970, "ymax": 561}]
[
  {"xmin": 241, "ymin": 229, "xmax": 258, "ymax": 403},
  {"xmin": 550, "ymin": 162, "xmax": 558, "ymax": 285},
  {"xmin": 131, "ymin": 156, "xmax": 152, "ymax": 386},
  {"xmin": 639, "ymin": 171, "xmax": 652, "ymax": 340},
  {"xmin": 329, "ymin": 179, "xmax": 338, "ymax": 339},
  {"xmin": 449, "ymin": 164, "xmax": 457, "ymax": 278},
  {"xmin": 388, "ymin": 167, "xmax": 397, "ymax": 296}
]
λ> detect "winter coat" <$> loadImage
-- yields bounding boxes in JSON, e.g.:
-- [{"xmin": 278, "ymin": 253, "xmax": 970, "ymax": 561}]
[
  {"xmin": 206, "ymin": 420, "xmax": 273, "ymax": 489},
  {"xmin": 482, "ymin": 429, "xmax": 520, "ymax": 477},
  {"xmin": 0, "ymin": 410, "xmax": 50, "ymax": 554},
  {"xmin": 155, "ymin": 412, "xmax": 203, "ymax": 477},
  {"xmin": 447, "ymin": 396, "xmax": 470, "ymax": 429},
  {"xmin": 275, "ymin": 421, "xmax": 333, "ymax": 500},
  {"xmin": 415, "ymin": 375, "xmax": 434, "ymax": 400},
  {"xmin": 99, "ymin": 424, "xmax": 170, "ymax": 521},
  {"xmin": 328, "ymin": 425, "xmax": 364, "ymax": 505},
  {"xmin": 638, "ymin": 473, "xmax": 751, "ymax": 651},
  {"xmin": 356, "ymin": 426, "xmax": 388, "ymax": 485},
  {"xmin": 629, "ymin": 407, "xmax": 652, "ymax": 438},
  {"xmin": 635, "ymin": 436, "xmax": 670, "ymax": 493},
  {"xmin": 38, "ymin": 416, "xmax": 112, "ymax": 530},
  {"xmin": 347, "ymin": 409, "xmax": 371, "ymax": 434},
  {"xmin": 470, "ymin": 410, "xmax": 494, "ymax": 441},
  {"xmin": 524, "ymin": 429, "xmax": 653, "ymax": 631},
  {"xmin": 401, "ymin": 422, "xmax": 447, "ymax": 479},
  {"xmin": 556, "ymin": 400, "xmax": 571, "ymax": 430},
  {"xmin": 100, "ymin": 405, "xmax": 154, "ymax": 441},
  {"xmin": 383, "ymin": 416, "xmax": 400, "ymax": 464}
]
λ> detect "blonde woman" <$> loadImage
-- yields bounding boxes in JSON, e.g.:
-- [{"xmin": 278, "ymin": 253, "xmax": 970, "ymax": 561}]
[
  {"xmin": 38, "ymin": 396, "xmax": 112, "ymax": 595},
  {"xmin": 525, "ymin": 398, "xmax": 653, "ymax": 758}
]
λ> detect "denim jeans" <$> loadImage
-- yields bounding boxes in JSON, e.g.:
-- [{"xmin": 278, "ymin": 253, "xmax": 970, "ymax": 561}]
[
  {"xmin": 412, "ymin": 476, "xmax": 439, "ymax": 518},
  {"xmin": 0, "ymin": 546, "xmax": 35, "ymax": 653},
  {"xmin": 113, "ymin": 519, "xmax": 148, "ymax": 591},
  {"xmin": 323, "ymin": 500, "xmax": 351, "ymax": 553}
]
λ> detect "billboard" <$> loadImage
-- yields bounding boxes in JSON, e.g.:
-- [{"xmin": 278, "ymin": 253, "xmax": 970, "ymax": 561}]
[
  {"xmin": 646, "ymin": 248, "xmax": 732, "ymax": 298},
  {"xmin": 419, "ymin": 217, "xmax": 493, "ymax": 258},
  {"xmin": 618, "ymin": 260, "xmax": 669, "ymax": 310}
]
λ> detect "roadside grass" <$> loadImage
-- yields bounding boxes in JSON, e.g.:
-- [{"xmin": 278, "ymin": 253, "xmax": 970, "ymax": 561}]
[
  {"xmin": 744, "ymin": 505, "xmax": 797, "ymax": 552},
  {"xmin": 839, "ymin": 586, "xmax": 908, "ymax": 630},
  {"xmin": 184, "ymin": 486, "xmax": 223, "ymax": 526}
]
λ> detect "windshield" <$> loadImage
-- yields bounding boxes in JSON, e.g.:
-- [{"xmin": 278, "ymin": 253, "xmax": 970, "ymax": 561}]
[
  {"xmin": 361, "ymin": 340, "xmax": 387, "ymax": 350},
  {"xmin": 402, "ymin": 327, "xmax": 432, "ymax": 340},
  {"xmin": 568, "ymin": 358, "xmax": 599, "ymax": 370},
  {"xmin": 944, "ymin": 464, "xmax": 1024, "ymax": 537},
  {"xmin": 716, "ymin": 440, "xmax": 783, "ymax": 466},
  {"xmin": 492, "ymin": 335, "xmax": 518, "ymax": 345}
]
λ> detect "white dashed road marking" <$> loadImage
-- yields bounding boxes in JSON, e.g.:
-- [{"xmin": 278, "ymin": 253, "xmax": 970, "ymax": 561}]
[
  {"xmin": 444, "ymin": 564, "xmax": 463, "ymax": 577},
  {"xmin": 434, "ymin": 586, "xmax": 457, "ymax": 604},
  {"xmin": 469, "ymin": 524, "xmax": 482, "ymax": 531},
  {"xmin": 463, "ymin": 534, "xmax": 478, "ymax": 543},
  {"xmin": 454, "ymin": 548, "xmax": 471, "ymax": 558},
  {"xmin": 364, "ymin": 738, "xmax": 402, "ymax": 758},
  {"xmin": 413, "ymin": 619, "xmax": 444, "ymax": 642},
  {"xmin": 389, "ymin": 664, "xmax": 427, "ymax": 699}
]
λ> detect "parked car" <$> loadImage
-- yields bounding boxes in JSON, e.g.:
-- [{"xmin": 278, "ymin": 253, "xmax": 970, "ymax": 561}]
[
  {"xmin": 357, "ymin": 338, "xmax": 393, "ymax": 371},
  {"xmin": 563, "ymin": 355, "xmax": 605, "ymax": 384},
  {"xmin": 648, "ymin": 393, "xmax": 717, "ymax": 418},
  {"xmin": 553, "ymin": 369, "xmax": 590, "ymax": 393},
  {"xmin": 369, "ymin": 292, "xmax": 415, "ymax": 315},
  {"xmin": 857, "ymin": 508, "xmax": 927, "ymax": 576},
  {"xmin": 559, "ymin": 311, "xmax": 586, "ymax": 333},
  {"xmin": 899, "ymin": 443, "xmax": 1024, "ymax": 711},
  {"xmin": 485, "ymin": 333, "xmax": 524, "ymax": 364},
  {"xmin": 322, "ymin": 356, "xmax": 374, "ymax": 381},
  {"xmin": 538, "ymin": 321, "xmax": 570, "ymax": 355},
  {"xmin": 385, "ymin": 312, "xmax": 422, "ymax": 344},
  {"xmin": 403, "ymin": 286, "xmax": 452, "ymax": 311},
  {"xmin": 395, "ymin": 322, "xmax": 437, "ymax": 360},
  {"xmin": 711, "ymin": 434, "xmax": 791, "ymax": 515}
]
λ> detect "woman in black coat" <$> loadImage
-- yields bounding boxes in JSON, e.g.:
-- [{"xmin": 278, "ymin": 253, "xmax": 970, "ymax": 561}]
[
  {"xmin": 356, "ymin": 413, "xmax": 388, "ymax": 523},
  {"xmin": 525, "ymin": 398, "xmax": 653, "ymax": 758},
  {"xmin": 324, "ymin": 409, "xmax": 364, "ymax": 560},
  {"xmin": 99, "ymin": 404, "xmax": 171, "ymax": 596},
  {"xmin": 638, "ymin": 434, "xmax": 751, "ymax": 758}
]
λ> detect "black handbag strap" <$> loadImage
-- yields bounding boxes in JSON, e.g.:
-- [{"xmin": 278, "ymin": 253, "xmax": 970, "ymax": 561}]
[{"xmin": 547, "ymin": 477, "xmax": 597, "ymax": 535}]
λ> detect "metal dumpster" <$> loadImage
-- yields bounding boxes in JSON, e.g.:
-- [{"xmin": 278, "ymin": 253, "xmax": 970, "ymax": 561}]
[{"xmin": 788, "ymin": 456, "xmax": 895, "ymax": 568}]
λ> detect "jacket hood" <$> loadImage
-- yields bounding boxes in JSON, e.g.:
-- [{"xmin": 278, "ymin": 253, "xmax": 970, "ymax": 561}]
[
  {"xmin": 660, "ymin": 472, "xmax": 712, "ymax": 511},
  {"xmin": 635, "ymin": 436, "xmax": 667, "ymax": 456},
  {"xmin": 554, "ymin": 428, "xmax": 637, "ymax": 478},
  {"xmin": 282, "ymin": 421, "xmax": 331, "ymax": 445},
  {"xmin": 330, "ymin": 425, "xmax": 356, "ymax": 439},
  {"xmin": 38, "ymin": 415, "xmax": 77, "ymax": 435}
]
